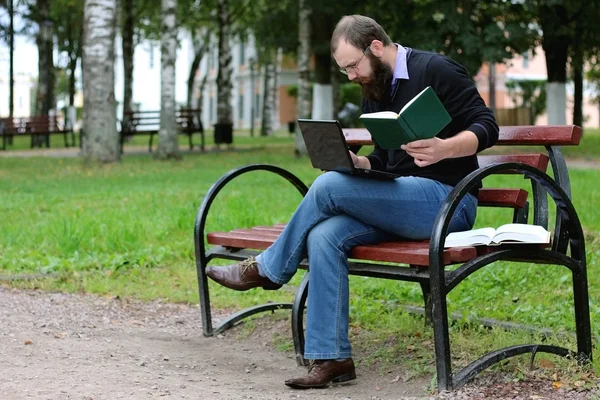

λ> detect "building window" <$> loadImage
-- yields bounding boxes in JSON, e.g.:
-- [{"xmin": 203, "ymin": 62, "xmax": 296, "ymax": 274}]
[
  {"xmin": 522, "ymin": 52, "xmax": 529, "ymax": 69},
  {"xmin": 255, "ymin": 93, "xmax": 261, "ymax": 117},
  {"xmin": 238, "ymin": 94, "xmax": 244, "ymax": 120},
  {"xmin": 239, "ymin": 42, "xmax": 245, "ymax": 65}
]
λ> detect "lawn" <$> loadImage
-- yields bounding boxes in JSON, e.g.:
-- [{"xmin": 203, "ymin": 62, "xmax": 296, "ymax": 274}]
[{"xmin": 1, "ymin": 128, "xmax": 599, "ymax": 385}]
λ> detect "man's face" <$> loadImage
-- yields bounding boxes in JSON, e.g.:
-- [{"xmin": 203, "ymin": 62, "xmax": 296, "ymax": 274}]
[{"xmin": 333, "ymin": 40, "xmax": 393, "ymax": 102}]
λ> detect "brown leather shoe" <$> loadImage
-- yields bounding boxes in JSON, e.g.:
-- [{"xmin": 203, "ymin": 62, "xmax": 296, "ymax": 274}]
[
  {"xmin": 205, "ymin": 257, "xmax": 282, "ymax": 291},
  {"xmin": 284, "ymin": 359, "xmax": 356, "ymax": 389}
]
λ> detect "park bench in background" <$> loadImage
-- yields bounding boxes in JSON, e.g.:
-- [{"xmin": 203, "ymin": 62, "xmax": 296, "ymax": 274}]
[
  {"xmin": 119, "ymin": 108, "xmax": 204, "ymax": 152},
  {"xmin": 193, "ymin": 125, "xmax": 591, "ymax": 391},
  {"xmin": 0, "ymin": 115, "xmax": 75, "ymax": 150}
]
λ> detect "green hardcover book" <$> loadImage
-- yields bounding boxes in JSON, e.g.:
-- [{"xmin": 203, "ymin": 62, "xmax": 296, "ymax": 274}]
[{"xmin": 358, "ymin": 86, "xmax": 452, "ymax": 149}]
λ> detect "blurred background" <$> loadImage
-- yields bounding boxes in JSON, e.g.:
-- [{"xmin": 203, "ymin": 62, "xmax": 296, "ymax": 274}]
[{"xmin": 0, "ymin": 0, "xmax": 599, "ymax": 159}]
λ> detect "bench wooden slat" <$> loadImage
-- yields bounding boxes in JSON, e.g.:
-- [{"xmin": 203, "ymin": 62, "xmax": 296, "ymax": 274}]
[
  {"xmin": 207, "ymin": 228, "xmax": 478, "ymax": 266},
  {"xmin": 343, "ymin": 126, "xmax": 581, "ymax": 147},
  {"xmin": 478, "ymin": 188, "xmax": 528, "ymax": 208},
  {"xmin": 478, "ymin": 154, "xmax": 549, "ymax": 172}
]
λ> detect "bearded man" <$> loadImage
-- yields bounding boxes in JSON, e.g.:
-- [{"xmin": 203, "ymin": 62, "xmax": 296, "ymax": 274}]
[{"xmin": 206, "ymin": 14, "xmax": 498, "ymax": 389}]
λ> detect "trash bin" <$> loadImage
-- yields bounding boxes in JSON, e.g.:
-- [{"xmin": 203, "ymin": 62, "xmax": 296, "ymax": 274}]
[{"xmin": 214, "ymin": 123, "xmax": 233, "ymax": 144}]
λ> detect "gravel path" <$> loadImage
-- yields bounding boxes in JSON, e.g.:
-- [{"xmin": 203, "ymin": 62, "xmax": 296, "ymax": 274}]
[{"xmin": 1, "ymin": 286, "xmax": 597, "ymax": 400}]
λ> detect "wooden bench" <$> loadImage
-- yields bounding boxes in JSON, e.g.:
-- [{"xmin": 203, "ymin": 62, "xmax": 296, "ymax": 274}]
[
  {"xmin": 120, "ymin": 108, "xmax": 205, "ymax": 152},
  {"xmin": 0, "ymin": 115, "xmax": 75, "ymax": 150},
  {"xmin": 193, "ymin": 125, "xmax": 592, "ymax": 391}
]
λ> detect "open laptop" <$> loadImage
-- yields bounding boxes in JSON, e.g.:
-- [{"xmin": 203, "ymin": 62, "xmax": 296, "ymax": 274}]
[{"xmin": 297, "ymin": 119, "xmax": 400, "ymax": 180}]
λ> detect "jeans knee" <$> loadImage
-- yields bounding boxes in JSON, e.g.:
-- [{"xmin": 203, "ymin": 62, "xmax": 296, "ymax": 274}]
[{"xmin": 307, "ymin": 172, "xmax": 347, "ymax": 208}]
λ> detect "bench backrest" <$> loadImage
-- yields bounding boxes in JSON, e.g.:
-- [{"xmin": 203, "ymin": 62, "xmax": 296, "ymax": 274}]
[
  {"xmin": 122, "ymin": 109, "xmax": 201, "ymax": 131},
  {"xmin": 0, "ymin": 116, "xmax": 66, "ymax": 134},
  {"xmin": 342, "ymin": 125, "xmax": 580, "ymax": 229}
]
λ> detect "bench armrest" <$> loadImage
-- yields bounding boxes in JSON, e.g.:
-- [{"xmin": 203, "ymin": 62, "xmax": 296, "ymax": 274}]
[
  {"xmin": 429, "ymin": 162, "xmax": 586, "ymax": 277},
  {"xmin": 194, "ymin": 164, "xmax": 309, "ymax": 261}
]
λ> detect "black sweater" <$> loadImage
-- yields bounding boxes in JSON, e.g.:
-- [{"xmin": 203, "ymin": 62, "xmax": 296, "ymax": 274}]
[{"xmin": 363, "ymin": 49, "xmax": 499, "ymax": 195}]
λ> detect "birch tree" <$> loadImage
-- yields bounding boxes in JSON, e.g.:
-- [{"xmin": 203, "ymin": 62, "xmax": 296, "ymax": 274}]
[
  {"xmin": 260, "ymin": 56, "xmax": 276, "ymax": 136},
  {"xmin": 294, "ymin": 0, "xmax": 311, "ymax": 155},
  {"xmin": 82, "ymin": 0, "xmax": 119, "ymax": 162},
  {"xmin": 156, "ymin": 0, "xmax": 180, "ymax": 159},
  {"xmin": 215, "ymin": 0, "xmax": 233, "ymax": 146}
]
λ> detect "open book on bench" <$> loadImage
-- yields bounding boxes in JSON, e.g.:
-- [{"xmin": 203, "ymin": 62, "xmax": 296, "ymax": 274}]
[{"xmin": 444, "ymin": 223, "xmax": 551, "ymax": 248}]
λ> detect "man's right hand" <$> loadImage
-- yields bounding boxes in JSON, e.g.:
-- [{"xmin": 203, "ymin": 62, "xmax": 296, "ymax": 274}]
[{"xmin": 349, "ymin": 151, "xmax": 371, "ymax": 169}]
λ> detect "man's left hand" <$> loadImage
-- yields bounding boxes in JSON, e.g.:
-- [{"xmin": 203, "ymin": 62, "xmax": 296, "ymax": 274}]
[{"xmin": 401, "ymin": 137, "xmax": 450, "ymax": 167}]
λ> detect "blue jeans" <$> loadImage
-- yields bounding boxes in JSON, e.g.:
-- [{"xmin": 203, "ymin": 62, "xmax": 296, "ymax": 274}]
[{"xmin": 256, "ymin": 172, "xmax": 477, "ymax": 360}]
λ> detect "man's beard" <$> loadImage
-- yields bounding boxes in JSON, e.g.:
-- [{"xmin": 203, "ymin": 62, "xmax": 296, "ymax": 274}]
[{"xmin": 358, "ymin": 56, "xmax": 393, "ymax": 102}]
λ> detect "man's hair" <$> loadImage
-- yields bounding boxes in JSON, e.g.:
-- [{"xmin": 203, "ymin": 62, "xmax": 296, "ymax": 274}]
[{"xmin": 331, "ymin": 15, "xmax": 393, "ymax": 53}]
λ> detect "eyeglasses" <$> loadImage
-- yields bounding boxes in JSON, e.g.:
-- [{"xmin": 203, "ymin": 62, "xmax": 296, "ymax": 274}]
[{"xmin": 339, "ymin": 46, "xmax": 370, "ymax": 75}]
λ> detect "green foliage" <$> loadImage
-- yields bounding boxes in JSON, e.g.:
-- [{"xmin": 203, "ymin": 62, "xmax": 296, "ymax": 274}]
[
  {"xmin": 363, "ymin": 0, "xmax": 539, "ymax": 77},
  {"xmin": 505, "ymin": 79, "xmax": 547, "ymax": 125},
  {"xmin": 339, "ymin": 83, "xmax": 362, "ymax": 107}
]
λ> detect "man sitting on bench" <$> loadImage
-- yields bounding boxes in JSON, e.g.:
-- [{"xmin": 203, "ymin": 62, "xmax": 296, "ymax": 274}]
[{"xmin": 206, "ymin": 14, "xmax": 499, "ymax": 389}]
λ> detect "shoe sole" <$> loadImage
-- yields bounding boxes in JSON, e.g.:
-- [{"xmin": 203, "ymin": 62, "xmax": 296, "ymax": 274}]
[{"xmin": 285, "ymin": 372, "xmax": 357, "ymax": 389}]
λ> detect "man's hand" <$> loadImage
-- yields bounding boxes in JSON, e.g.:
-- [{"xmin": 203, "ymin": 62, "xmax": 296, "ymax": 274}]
[
  {"xmin": 401, "ymin": 130, "xmax": 479, "ymax": 167},
  {"xmin": 349, "ymin": 151, "xmax": 371, "ymax": 169},
  {"xmin": 401, "ymin": 137, "xmax": 450, "ymax": 167}
]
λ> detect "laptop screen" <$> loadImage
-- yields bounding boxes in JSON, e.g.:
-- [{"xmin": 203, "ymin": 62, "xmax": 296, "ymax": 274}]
[{"xmin": 297, "ymin": 119, "xmax": 354, "ymax": 172}]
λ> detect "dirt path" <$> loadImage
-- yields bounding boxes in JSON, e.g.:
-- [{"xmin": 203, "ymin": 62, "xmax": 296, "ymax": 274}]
[{"xmin": 1, "ymin": 286, "xmax": 596, "ymax": 400}]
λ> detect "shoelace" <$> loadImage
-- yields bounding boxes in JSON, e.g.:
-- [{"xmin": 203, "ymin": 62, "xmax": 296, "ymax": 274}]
[{"xmin": 239, "ymin": 257, "xmax": 259, "ymax": 275}]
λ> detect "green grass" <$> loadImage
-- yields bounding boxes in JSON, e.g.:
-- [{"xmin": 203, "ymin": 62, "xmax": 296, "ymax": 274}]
[{"xmin": 1, "ymin": 130, "xmax": 599, "ymax": 387}]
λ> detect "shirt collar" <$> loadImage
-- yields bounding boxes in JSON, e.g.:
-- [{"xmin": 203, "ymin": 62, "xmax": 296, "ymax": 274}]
[{"xmin": 392, "ymin": 44, "xmax": 409, "ymax": 84}]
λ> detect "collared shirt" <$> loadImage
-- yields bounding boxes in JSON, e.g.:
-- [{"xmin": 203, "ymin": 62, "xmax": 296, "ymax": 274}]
[{"xmin": 392, "ymin": 44, "xmax": 410, "ymax": 91}]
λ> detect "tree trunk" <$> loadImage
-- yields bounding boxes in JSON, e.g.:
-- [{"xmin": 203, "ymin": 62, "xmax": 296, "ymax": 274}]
[
  {"xmin": 540, "ymin": 5, "xmax": 570, "ymax": 125},
  {"xmin": 215, "ymin": 0, "xmax": 233, "ymax": 146},
  {"xmin": 272, "ymin": 49, "xmax": 281, "ymax": 131},
  {"xmin": 573, "ymin": 58, "xmax": 584, "ymax": 129},
  {"xmin": 36, "ymin": 0, "xmax": 55, "ymax": 116},
  {"xmin": 572, "ymin": 17, "xmax": 584, "ymax": 130},
  {"xmin": 331, "ymin": 56, "xmax": 341, "ymax": 119},
  {"xmin": 82, "ymin": 0, "xmax": 119, "ymax": 163},
  {"xmin": 8, "ymin": 0, "xmax": 14, "ymax": 118},
  {"xmin": 488, "ymin": 63, "xmax": 496, "ymax": 115},
  {"xmin": 187, "ymin": 30, "xmax": 210, "ymax": 109},
  {"xmin": 310, "ymin": 13, "xmax": 334, "ymax": 121},
  {"xmin": 261, "ymin": 59, "xmax": 276, "ymax": 136},
  {"xmin": 122, "ymin": 0, "xmax": 134, "ymax": 118},
  {"xmin": 156, "ymin": 0, "xmax": 180, "ymax": 159},
  {"xmin": 294, "ymin": 0, "xmax": 311, "ymax": 155}
]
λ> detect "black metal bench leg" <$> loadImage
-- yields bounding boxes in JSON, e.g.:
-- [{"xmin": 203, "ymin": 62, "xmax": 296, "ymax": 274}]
[
  {"xmin": 572, "ymin": 267, "xmax": 593, "ymax": 363},
  {"xmin": 148, "ymin": 134, "xmax": 154, "ymax": 152},
  {"xmin": 292, "ymin": 273, "xmax": 310, "ymax": 367},
  {"xmin": 195, "ymin": 248, "xmax": 214, "ymax": 336},
  {"xmin": 430, "ymin": 278, "xmax": 453, "ymax": 391},
  {"xmin": 419, "ymin": 280, "xmax": 432, "ymax": 326},
  {"xmin": 513, "ymin": 200, "xmax": 529, "ymax": 224}
]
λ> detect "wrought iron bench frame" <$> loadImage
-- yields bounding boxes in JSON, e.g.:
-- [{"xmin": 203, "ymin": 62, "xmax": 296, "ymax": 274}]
[{"xmin": 193, "ymin": 125, "xmax": 591, "ymax": 391}]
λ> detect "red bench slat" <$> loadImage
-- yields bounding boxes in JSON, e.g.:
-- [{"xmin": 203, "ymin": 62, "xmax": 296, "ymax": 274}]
[
  {"xmin": 478, "ymin": 154, "xmax": 549, "ymax": 172},
  {"xmin": 478, "ymin": 188, "xmax": 528, "ymax": 208},
  {"xmin": 343, "ymin": 126, "xmax": 581, "ymax": 147},
  {"xmin": 207, "ymin": 228, "xmax": 478, "ymax": 266}
]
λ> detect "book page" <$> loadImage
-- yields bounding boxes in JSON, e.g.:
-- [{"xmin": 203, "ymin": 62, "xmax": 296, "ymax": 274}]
[
  {"xmin": 359, "ymin": 111, "xmax": 399, "ymax": 119},
  {"xmin": 493, "ymin": 224, "xmax": 550, "ymax": 244},
  {"xmin": 445, "ymin": 227, "xmax": 496, "ymax": 247}
]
